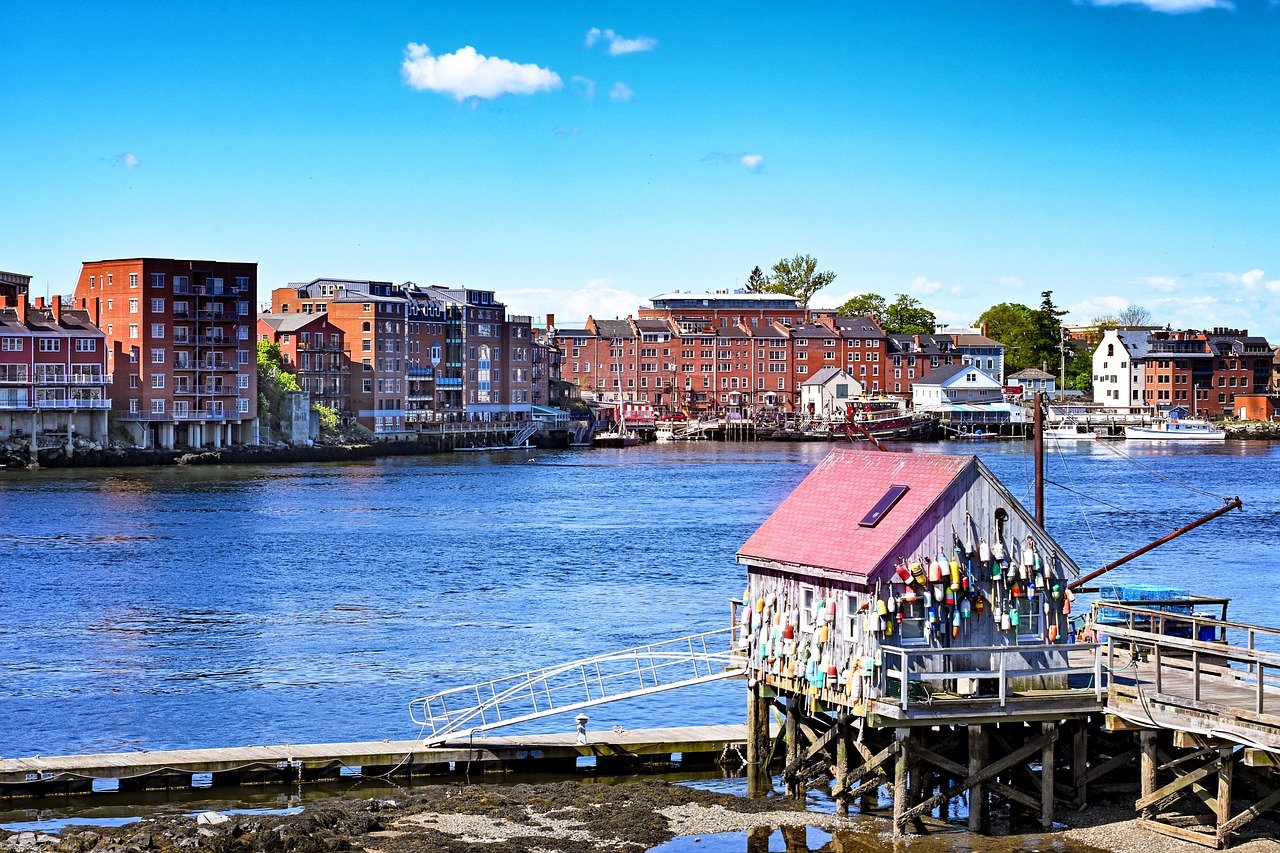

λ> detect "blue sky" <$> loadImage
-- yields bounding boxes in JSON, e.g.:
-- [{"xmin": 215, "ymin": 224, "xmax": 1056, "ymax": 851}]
[{"xmin": 3, "ymin": 0, "xmax": 1280, "ymax": 336}]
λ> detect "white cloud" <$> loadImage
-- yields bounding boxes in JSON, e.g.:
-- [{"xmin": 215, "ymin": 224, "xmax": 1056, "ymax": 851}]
[
  {"xmin": 1080, "ymin": 0, "xmax": 1233, "ymax": 11},
  {"xmin": 609, "ymin": 82, "xmax": 634, "ymax": 101},
  {"xmin": 497, "ymin": 278, "xmax": 648, "ymax": 325},
  {"xmin": 1214, "ymin": 268, "xmax": 1266, "ymax": 289},
  {"xmin": 995, "ymin": 276, "xmax": 1022, "ymax": 288},
  {"xmin": 1068, "ymin": 294, "xmax": 1132, "ymax": 319},
  {"xmin": 114, "ymin": 152, "xmax": 139, "ymax": 168},
  {"xmin": 910, "ymin": 275, "xmax": 942, "ymax": 296},
  {"xmin": 1139, "ymin": 275, "xmax": 1182, "ymax": 291},
  {"xmin": 401, "ymin": 42, "xmax": 561, "ymax": 101},
  {"xmin": 738, "ymin": 153, "xmax": 764, "ymax": 171},
  {"xmin": 570, "ymin": 75, "xmax": 596, "ymax": 100},
  {"xmin": 585, "ymin": 27, "xmax": 658, "ymax": 55},
  {"xmin": 703, "ymin": 152, "xmax": 766, "ymax": 172}
]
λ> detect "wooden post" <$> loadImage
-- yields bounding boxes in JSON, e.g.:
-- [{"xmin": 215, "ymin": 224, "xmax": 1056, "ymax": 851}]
[
  {"xmin": 1216, "ymin": 746, "xmax": 1233, "ymax": 847},
  {"xmin": 785, "ymin": 696, "xmax": 801, "ymax": 799},
  {"xmin": 1140, "ymin": 730, "xmax": 1158, "ymax": 820},
  {"xmin": 1073, "ymin": 723, "xmax": 1089, "ymax": 809},
  {"xmin": 893, "ymin": 729, "xmax": 909, "ymax": 838},
  {"xmin": 1034, "ymin": 391, "xmax": 1044, "ymax": 525},
  {"xmin": 969, "ymin": 725, "xmax": 988, "ymax": 833},
  {"xmin": 746, "ymin": 683, "xmax": 772, "ymax": 797},
  {"xmin": 835, "ymin": 721, "xmax": 850, "ymax": 816},
  {"xmin": 1041, "ymin": 722, "xmax": 1056, "ymax": 830}
]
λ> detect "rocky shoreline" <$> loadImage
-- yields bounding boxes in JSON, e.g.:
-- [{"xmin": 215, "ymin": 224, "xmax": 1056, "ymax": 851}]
[{"xmin": 3, "ymin": 781, "xmax": 1278, "ymax": 853}]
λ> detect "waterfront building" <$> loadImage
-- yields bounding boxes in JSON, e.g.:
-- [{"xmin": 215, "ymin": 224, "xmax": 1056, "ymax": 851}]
[
  {"xmin": 74, "ymin": 258, "xmax": 258, "ymax": 449},
  {"xmin": 910, "ymin": 363, "xmax": 1003, "ymax": 410},
  {"xmin": 0, "ymin": 293, "xmax": 109, "ymax": 449},
  {"xmin": 273, "ymin": 279, "xmax": 531, "ymax": 433},
  {"xmin": 0, "ymin": 269, "xmax": 31, "ymax": 305},
  {"xmin": 639, "ymin": 290, "xmax": 806, "ymax": 332},
  {"xmin": 257, "ymin": 312, "xmax": 349, "ymax": 412},
  {"xmin": 798, "ymin": 367, "xmax": 863, "ymax": 420},
  {"xmin": 887, "ymin": 333, "xmax": 962, "ymax": 401},
  {"xmin": 1091, "ymin": 329, "xmax": 1151, "ymax": 412},
  {"xmin": 1007, "ymin": 367, "xmax": 1057, "ymax": 396},
  {"xmin": 936, "ymin": 326, "xmax": 1007, "ymax": 383},
  {"xmin": 823, "ymin": 314, "xmax": 887, "ymax": 395}
]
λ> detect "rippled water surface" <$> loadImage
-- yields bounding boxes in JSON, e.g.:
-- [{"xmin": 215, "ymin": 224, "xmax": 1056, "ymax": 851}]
[{"xmin": 1, "ymin": 440, "xmax": 1277, "ymax": 756}]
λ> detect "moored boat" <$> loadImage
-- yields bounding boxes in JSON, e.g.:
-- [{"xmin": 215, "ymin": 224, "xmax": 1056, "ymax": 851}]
[{"xmin": 1124, "ymin": 418, "xmax": 1225, "ymax": 442}]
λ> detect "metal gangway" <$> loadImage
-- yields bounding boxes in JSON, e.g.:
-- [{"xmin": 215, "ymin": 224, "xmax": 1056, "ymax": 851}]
[
  {"xmin": 409, "ymin": 628, "xmax": 743, "ymax": 743},
  {"xmin": 510, "ymin": 421, "xmax": 538, "ymax": 447}
]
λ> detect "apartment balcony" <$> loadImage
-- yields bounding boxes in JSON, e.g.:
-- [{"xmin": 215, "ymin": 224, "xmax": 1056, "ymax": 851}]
[
  {"xmin": 406, "ymin": 393, "xmax": 435, "ymax": 402},
  {"xmin": 437, "ymin": 377, "xmax": 463, "ymax": 388},
  {"xmin": 36, "ymin": 398, "xmax": 110, "ymax": 410},
  {"xmin": 201, "ymin": 387, "xmax": 237, "ymax": 397},
  {"xmin": 194, "ymin": 336, "xmax": 238, "ymax": 347},
  {"xmin": 0, "ymin": 372, "xmax": 30, "ymax": 385},
  {"xmin": 0, "ymin": 397, "xmax": 33, "ymax": 410},
  {"xmin": 69, "ymin": 373, "xmax": 108, "ymax": 385},
  {"xmin": 407, "ymin": 367, "xmax": 435, "ymax": 378}
]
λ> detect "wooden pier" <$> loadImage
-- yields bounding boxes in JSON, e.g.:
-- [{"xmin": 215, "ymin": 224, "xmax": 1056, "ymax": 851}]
[{"xmin": 0, "ymin": 725, "xmax": 748, "ymax": 798}]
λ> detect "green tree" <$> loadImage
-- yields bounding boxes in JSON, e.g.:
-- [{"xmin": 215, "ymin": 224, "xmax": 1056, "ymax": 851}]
[
  {"xmin": 766, "ymin": 254, "xmax": 836, "ymax": 308},
  {"xmin": 837, "ymin": 293, "xmax": 887, "ymax": 322},
  {"xmin": 257, "ymin": 340, "xmax": 301, "ymax": 438},
  {"xmin": 313, "ymin": 404, "xmax": 340, "ymax": 437},
  {"xmin": 1034, "ymin": 290, "xmax": 1068, "ymax": 374},
  {"xmin": 883, "ymin": 294, "xmax": 937, "ymax": 335},
  {"xmin": 745, "ymin": 265, "xmax": 770, "ymax": 292},
  {"xmin": 975, "ymin": 302, "xmax": 1040, "ymax": 373}
]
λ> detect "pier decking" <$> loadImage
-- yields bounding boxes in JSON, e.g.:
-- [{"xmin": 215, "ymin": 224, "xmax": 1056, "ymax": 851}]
[{"xmin": 0, "ymin": 725, "xmax": 749, "ymax": 796}]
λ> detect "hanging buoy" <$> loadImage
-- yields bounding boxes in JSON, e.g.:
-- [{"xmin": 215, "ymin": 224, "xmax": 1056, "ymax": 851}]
[
  {"xmin": 923, "ymin": 586, "xmax": 933, "ymax": 605},
  {"xmin": 927, "ymin": 606, "xmax": 938, "ymax": 624},
  {"xmin": 928, "ymin": 559, "xmax": 943, "ymax": 583},
  {"xmin": 1063, "ymin": 597, "xmax": 1072, "ymax": 616},
  {"xmin": 993, "ymin": 541, "xmax": 1006, "ymax": 561},
  {"xmin": 896, "ymin": 610, "xmax": 905, "ymax": 624},
  {"xmin": 979, "ymin": 540, "xmax": 991, "ymax": 563},
  {"xmin": 1011, "ymin": 582, "xmax": 1022, "ymax": 599},
  {"xmin": 1033, "ymin": 552, "xmax": 1043, "ymax": 572},
  {"xmin": 1000, "ymin": 611, "xmax": 1011, "ymax": 631},
  {"xmin": 826, "ymin": 598, "xmax": 837, "ymax": 619},
  {"xmin": 817, "ymin": 624, "xmax": 829, "ymax": 644},
  {"xmin": 910, "ymin": 558, "xmax": 926, "ymax": 586},
  {"xmin": 1010, "ymin": 609, "xmax": 1020, "ymax": 628},
  {"xmin": 945, "ymin": 589, "xmax": 955, "ymax": 607},
  {"xmin": 783, "ymin": 623, "xmax": 795, "ymax": 639},
  {"xmin": 742, "ymin": 589, "xmax": 750, "ymax": 607},
  {"xmin": 766, "ymin": 591, "xmax": 776, "ymax": 608},
  {"xmin": 885, "ymin": 619, "xmax": 894, "ymax": 637},
  {"xmin": 863, "ymin": 657, "xmax": 875, "ymax": 677},
  {"xmin": 903, "ymin": 586, "xmax": 918, "ymax": 604},
  {"xmin": 1051, "ymin": 584, "xmax": 1061, "ymax": 601},
  {"xmin": 1022, "ymin": 542, "xmax": 1034, "ymax": 569},
  {"xmin": 960, "ymin": 597, "xmax": 971, "ymax": 619},
  {"xmin": 1042, "ymin": 599, "xmax": 1050, "ymax": 617},
  {"xmin": 949, "ymin": 558, "xmax": 961, "ymax": 590},
  {"xmin": 975, "ymin": 595, "xmax": 986, "ymax": 615},
  {"xmin": 965, "ymin": 535, "xmax": 976, "ymax": 558},
  {"xmin": 992, "ymin": 560, "xmax": 1002, "ymax": 580},
  {"xmin": 896, "ymin": 561, "xmax": 911, "ymax": 582},
  {"xmin": 1048, "ymin": 624, "xmax": 1059, "ymax": 642},
  {"xmin": 887, "ymin": 593, "xmax": 897, "ymax": 613},
  {"xmin": 933, "ymin": 583, "xmax": 945, "ymax": 603},
  {"xmin": 876, "ymin": 598, "xmax": 888, "ymax": 617},
  {"xmin": 961, "ymin": 573, "xmax": 970, "ymax": 591},
  {"xmin": 756, "ymin": 597, "xmax": 766, "ymax": 613},
  {"xmin": 952, "ymin": 609, "xmax": 961, "ymax": 638}
]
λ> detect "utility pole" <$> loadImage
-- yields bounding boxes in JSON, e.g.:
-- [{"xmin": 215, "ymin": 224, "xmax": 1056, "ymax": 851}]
[
  {"xmin": 1033, "ymin": 391, "xmax": 1045, "ymax": 526},
  {"xmin": 1059, "ymin": 328, "xmax": 1068, "ymax": 399}
]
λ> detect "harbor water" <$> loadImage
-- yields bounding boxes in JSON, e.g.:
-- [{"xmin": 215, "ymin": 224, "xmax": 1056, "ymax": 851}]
[{"xmin": 2, "ymin": 440, "xmax": 1278, "ymax": 758}]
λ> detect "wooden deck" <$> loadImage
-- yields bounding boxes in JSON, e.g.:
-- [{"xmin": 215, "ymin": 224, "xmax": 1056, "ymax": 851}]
[{"xmin": 0, "ymin": 725, "xmax": 748, "ymax": 794}]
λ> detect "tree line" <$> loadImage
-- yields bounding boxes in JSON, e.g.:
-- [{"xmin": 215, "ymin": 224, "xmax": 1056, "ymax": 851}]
[{"xmin": 743, "ymin": 254, "xmax": 1157, "ymax": 390}]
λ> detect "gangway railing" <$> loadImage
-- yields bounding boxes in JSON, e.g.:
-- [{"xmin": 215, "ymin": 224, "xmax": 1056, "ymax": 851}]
[
  {"xmin": 510, "ymin": 421, "xmax": 538, "ymax": 447},
  {"xmin": 409, "ymin": 628, "xmax": 743, "ymax": 743}
]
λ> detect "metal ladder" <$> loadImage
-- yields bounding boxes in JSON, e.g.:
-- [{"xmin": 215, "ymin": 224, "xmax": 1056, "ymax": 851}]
[{"xmin": 409, "ymin": 628, "xmax": 743, "ymax": 743}]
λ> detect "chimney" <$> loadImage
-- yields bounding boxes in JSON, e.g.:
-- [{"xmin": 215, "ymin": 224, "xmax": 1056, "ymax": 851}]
[
  {"xmin": 546, "ymin": 313, "xmax": 556, "ymax": 331},
  {"xmin": 981, "ymin": 322, "xmax": 989, "ymax": 338},
  {"xmin": 914, "ymin": 334, "xmax": 921, "ymax": 348},
  {"xmin": 81, "ymin": 297, "xmax": 101, "ymax": 327},
  {"xmin": 16, "ymin": 297, "xmax": 26, "ymax": 325},
  {"xmin": 51, "ymin": 297, "xmax": 62, "ymax": 324},
  {"xmin": 33, "ymin": 296, "xmax": 45, "ymax": 309}
]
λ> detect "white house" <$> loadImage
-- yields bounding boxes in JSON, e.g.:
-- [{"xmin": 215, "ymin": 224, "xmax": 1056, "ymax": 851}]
[
  {"xmin": 1092, "ymin": 329, "xmax": 1151, "ymax": 412},
  {"xmin": 937, "ymin": 327, "xmax": 1007, "ymax": 384},
  {"xmin": 800, "ymin": 367, "xmax": 864, "ymax": 420},
  {"xmin": 911, "ymin": 364, "xmax": 1003, "ymax": 410}
]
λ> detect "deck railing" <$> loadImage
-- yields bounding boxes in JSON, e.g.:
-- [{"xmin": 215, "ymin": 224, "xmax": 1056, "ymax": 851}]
[
  {"xmin": 880, "ymin": 642, "xmax": 1105, "ymax": 711},
  {"xmin": 1095, "ymin": 602, "xmax": 1280, "ymax": 717}
]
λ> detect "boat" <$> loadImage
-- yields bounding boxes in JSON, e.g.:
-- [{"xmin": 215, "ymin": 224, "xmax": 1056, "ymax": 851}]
[
  {"xmin": 1124, "ymin": 418, "xmax": 1225, "ymax": 442},
  {"xmin": 593, "ymin": 427, "xmax": 642, "ymax": 448},
  {"xmin": 654, "ymin": 413, "xmax": 687, "ymax": 442},
  {"xmin": 1043, "ymin": 421, "xmax": 1098, "ymax": 441}
]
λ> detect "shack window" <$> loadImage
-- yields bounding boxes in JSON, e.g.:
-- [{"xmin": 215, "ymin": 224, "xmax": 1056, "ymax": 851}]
[
  {"xmin": 1014, "ymin": 597, "xmax": 1041, "ymax": 637},
  {"xmin": 801, "ymin": 586, "xmax": 816, "ymax": 632},
  {"xmin": 898, "ymin": 599, "xmax": 926, "ymax": 641},
  {"xmin": 844, "ymin": 593, "xmax": 859, "ymax": 637}
]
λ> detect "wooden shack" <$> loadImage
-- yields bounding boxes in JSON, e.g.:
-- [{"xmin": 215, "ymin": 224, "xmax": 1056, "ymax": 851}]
[{"xmin": 736, "ymin": 448, "xmax": 1107, "ymax": 833}]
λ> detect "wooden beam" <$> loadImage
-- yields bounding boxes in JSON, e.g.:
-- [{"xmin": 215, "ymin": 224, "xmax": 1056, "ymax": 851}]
[
  {"xmin": 1135, "ymin": 818, "xmax": 1222, "ymax": 849},
  {"xmin": 1215, "ymin": 747, "xmax": 1233, "ymax": 847},
  {"xmin": 1218, "ymin": 786, "xmax": 1280, "ymax": 838},
  {"xmin": 1242, "ymin": 749, "xmax": 1280, "ymax": 768},
  {"xmin": 1159, "ymin": 747, "xmax": 1217, "ymax": 773},
  {"xmin": 1174, "ymin": 731, "xmax": 1234, "ymax": 750},
  {"xmin": 1042, "ymin": 722, "xmax": 1056, "ymax": 830},
  {"xmin": 1136, "ymin": 755, "xmax": 1224, "ymax": 812},
  {"xmin": 892, "ymin": 729, "xmax": 909, "ymax": 838},
  {"xmin": 969, "ymin": 725, "xmax": 988, "ymax": 833},
  {"xmin": 1073, "ymin": 724, "xmax": 1089, "ymax": 809},
  {"xmin": 831, "ymin": 742, "xmax": 896, "ymax": 798},
  {"xmin": 897, "ymin": 727, "xmax": 1058, "ymax": 825},
  {"xmin": 1082, "ymin": 748, "xmax": 1138, "ymax": 785},
  {"xmin": 1105, "ymin": 714, "xmax": 1150, "ymax": 732},
  {"xmin": 835, "ymin": 724, "xmax": 850, "ymax": 817},
  {"xmin": 1140, "ymin": 730, "xmax": 1158, "ymax": 820}
]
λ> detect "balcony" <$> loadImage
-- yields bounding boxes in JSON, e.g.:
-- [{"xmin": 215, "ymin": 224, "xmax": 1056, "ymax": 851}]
[
  {"xmin": 201, "ymin": 387, "xmax": 237, "ymax": 397},
  {"xmin": 437, "ymin": 377, "xmax": 463, "ymax": 388},
  {"xmin": 36, "ymin": 398, "xmax": 110, "ymax": 410},
  {"xmin": 407, "ymin": 367, "xmax": 435, "ymax": 378},
  {"xmin": 195, "ymin": 335, "xmax": 236, "ymax": 347},
  {"xmin": 0, "ymin": 370, "xmax": 30, "ymax": 384},
  {"xmin": 407, "ymin": 393, "xmax": 435, "ymax": 402},
  {"xmin": 69, "ymin": 373, "xmax": 107, "ymax": 385},
  {"xmin": 0, "ymin": 397, "xmax": 33, "ymax": 410}
]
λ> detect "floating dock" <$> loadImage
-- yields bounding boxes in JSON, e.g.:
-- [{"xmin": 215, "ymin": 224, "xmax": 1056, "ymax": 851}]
[{"xmin": 0, "ymin": 725, "xmax": 748, "ymax": 797}]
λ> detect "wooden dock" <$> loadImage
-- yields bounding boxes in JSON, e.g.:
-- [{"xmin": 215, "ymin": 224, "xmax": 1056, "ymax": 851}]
[{"xmin": 0, "ymin": 725, "xmax": 748, "ymax": 797}]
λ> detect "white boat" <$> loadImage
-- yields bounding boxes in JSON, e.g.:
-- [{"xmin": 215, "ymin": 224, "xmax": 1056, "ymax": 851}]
[
  {"xmin": 1124, "ymin": 418, "xmax": 1225, "ymax": 442},
  {"xmin": 1043, "ymin": 422, "xmax": 1098, "ymax": 441},
  {"xmin": 593, "ymin": 428, "xmax": 642, "ymax": 448},
  {"xmin": 655, "ymin": 422, "xmax": 677, "ymax": 442}
]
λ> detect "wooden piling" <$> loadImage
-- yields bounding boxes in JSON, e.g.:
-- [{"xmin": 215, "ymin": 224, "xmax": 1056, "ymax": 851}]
[
  {"xmin": 1041, "ymin": 722, "xmax": 1056, "ymax": 830},
  {"xmin": 892, "ymin": 729, "xmax": 909, "ymax": 837},
  {"xmin": 1140, "ymin": 730, "xmax": 1158, "ymax": 820},
  {"xmin": 745, "ymin": 683, "xmax": 772, "ymax": 797},
  {"xmin": 968, "ymin": 724, "xmax": 988, "ymax": 833}
]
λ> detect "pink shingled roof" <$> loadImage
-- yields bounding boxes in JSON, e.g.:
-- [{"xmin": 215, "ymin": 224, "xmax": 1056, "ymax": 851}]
[{"xmin": 738, "ymin": 449, "xmax": 975, "ymax": 579}]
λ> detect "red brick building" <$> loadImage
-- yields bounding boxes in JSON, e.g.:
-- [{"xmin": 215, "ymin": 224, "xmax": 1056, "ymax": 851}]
[
  {"xmin": 1140, "ymin": 328, "xmax": 1275, "ymax": 417},
  {"xmin": 74, "ymin": 258, "xmax": 258, "ymax": 449},
  {"xmin": 257, "ymin": 312, "xmax": 349, "ymax": 412},
  {"xmin": 0, "ymin": 290, "xmax": 109, "ymax": 450}
]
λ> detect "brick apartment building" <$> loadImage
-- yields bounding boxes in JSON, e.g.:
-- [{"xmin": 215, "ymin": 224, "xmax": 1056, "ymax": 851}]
[
  {"xmin": 257, "ymin": 312, "xmax": 349, "ymax": 412},
  {"xmin": 553, "ymin": 291, "xmax": 968, "ymax": 417},
  {"xmin": 271, "ymin": 279, "xmax": 533, "ymax": 434},
  {"xmin": 73, "ymin": 258, "xmax": 258, "ymax": 449},
  {"xmin": 0, "ymin": 271, "xmax": 110, "ymax": 449},
  {"xmin": 1140, "ymin": 328, "xmax": 1275, "ymax": 417}
]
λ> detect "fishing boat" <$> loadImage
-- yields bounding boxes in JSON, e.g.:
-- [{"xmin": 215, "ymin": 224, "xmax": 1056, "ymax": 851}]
[{"xmin": 1124, "ymin": 417, "xmax": 1225, "ymax": 442}]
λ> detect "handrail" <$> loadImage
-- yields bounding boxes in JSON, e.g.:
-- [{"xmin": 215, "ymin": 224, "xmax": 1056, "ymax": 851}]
[
  {"xmin": 1096, "ymin": 601, "xmax": 1280, "ymax": 643},
  {"xmin": 408, "ymin": 627, "xmax": 741, "ymax": 742}
]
